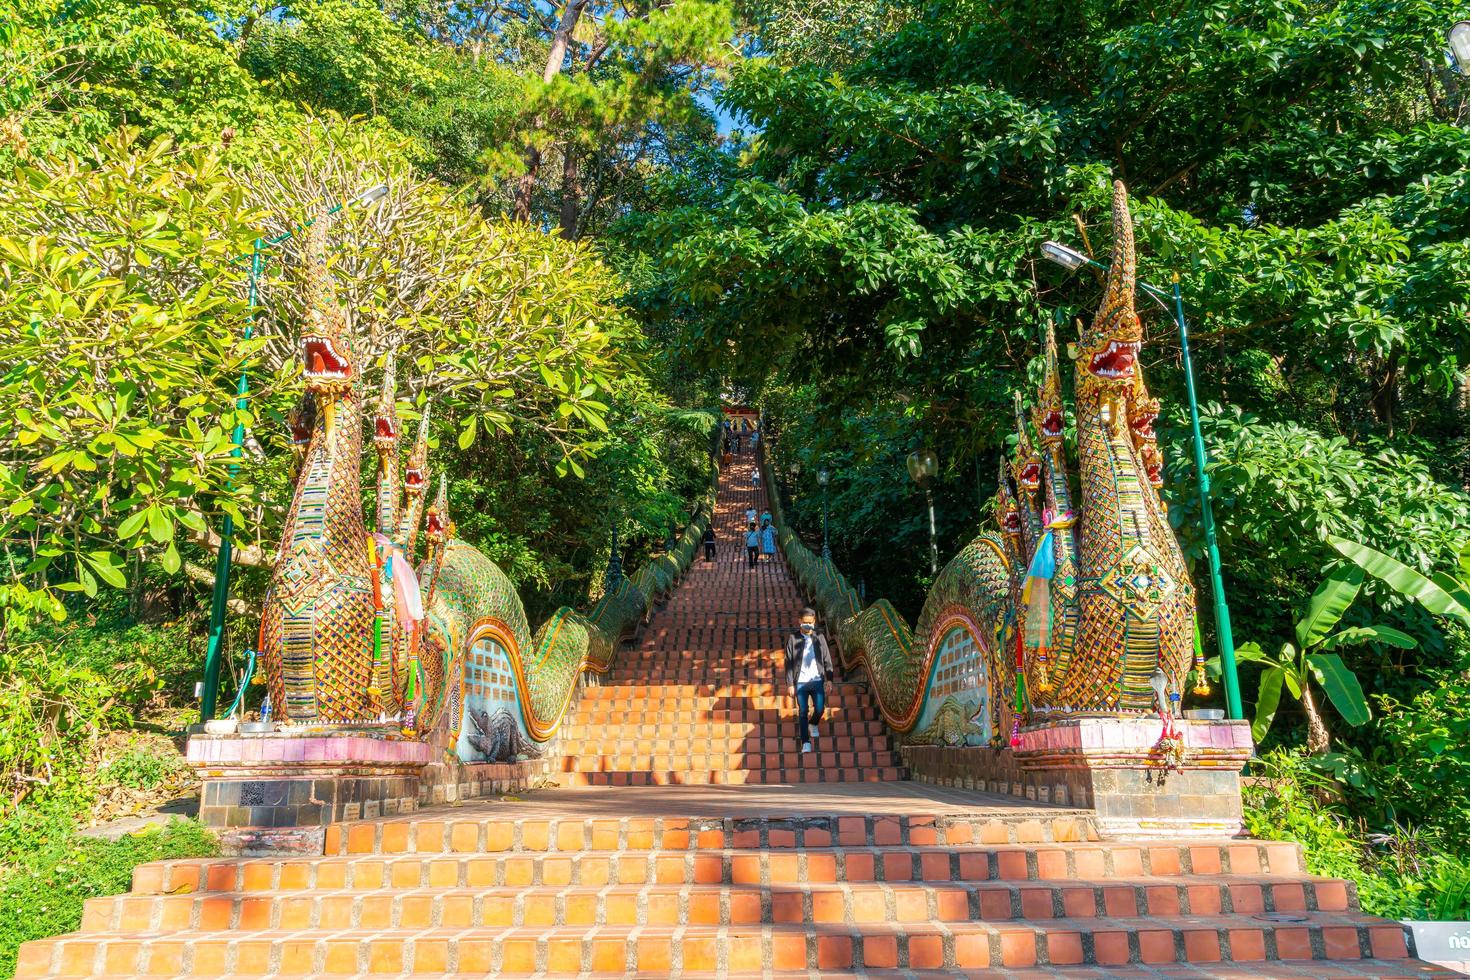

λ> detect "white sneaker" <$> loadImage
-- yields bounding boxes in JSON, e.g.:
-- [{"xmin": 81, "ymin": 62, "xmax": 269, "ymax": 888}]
[{"xmin": 801, "ymin": 742, "xmax": 812, "ymax": 754}]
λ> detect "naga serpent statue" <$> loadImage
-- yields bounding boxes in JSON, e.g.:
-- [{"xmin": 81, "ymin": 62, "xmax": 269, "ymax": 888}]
[
  {"xmin": 772, "ymin": 181, "xmax": 1202, "ymax": 743},
  {"xmin": 258, "ymin": 213, "xmax": 712, "ymax": 758}
]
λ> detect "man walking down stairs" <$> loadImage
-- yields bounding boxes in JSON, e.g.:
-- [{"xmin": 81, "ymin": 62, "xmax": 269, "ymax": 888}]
[{"xmin": 14, "ymin": 461, "xmax": 1453, "ymax": 977}]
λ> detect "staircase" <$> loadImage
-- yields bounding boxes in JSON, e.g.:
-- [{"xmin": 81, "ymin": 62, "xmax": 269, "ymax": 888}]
[
  {"xmin": 15, "ymin": 460, "xmax": 1448, "ymax": 977},
  {"xmin": 554, "ymin": 464, "xmax": 903, "ymax": 786}
]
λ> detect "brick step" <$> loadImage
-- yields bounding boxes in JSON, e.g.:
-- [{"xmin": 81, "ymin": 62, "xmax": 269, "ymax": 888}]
[
  {"xmin": 555, "ymin": 753, "xmax": 903, "ymax": 772},
  {"xmin": 17, "ymin": 912, "xmax": 1414, "ymax": 976},
  {"xmin": 557, "ymin": 721, "xmax": 887, "ymax": 739},
  {"xmin": 565, "ymin": 713, "xmax": 878, "ymax": 729},
  {"xmin": 553, "ymin": 736, "xmax": 893, "ymax": 753},
  {"xmin": 80, "ymin": 876, "xmax": 1358, "ymax": 934},
  {"xmin": 576, "ymin": 685, "xmax": 873, "ymax": 701},
  {"xmin": 320, "ymin": 812, "xmax": 1098, "ymax": 855},
  {"xmin": 558, "ymin": 767, "xmax": 907, "ymax": 786},
  {"xmin": 141, "ymin": 842, "xmax": 1301, "ymax": 895}
]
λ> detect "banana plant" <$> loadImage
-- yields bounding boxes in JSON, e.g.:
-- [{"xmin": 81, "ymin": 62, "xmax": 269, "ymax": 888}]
[
  {"xmin": 1213, "ymin": 564, "xmax": 1415, "ymax": 753},
  {"xmin": 1328, "ymin": 535, "xmax": 1470, "ymax": 629}
]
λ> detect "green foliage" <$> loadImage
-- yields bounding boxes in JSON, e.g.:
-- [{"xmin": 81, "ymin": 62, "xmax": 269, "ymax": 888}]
[
  {"xmin": 1244, "ymin": 748, "xmax": 1470, "ymax": 922},
  {"xmin": 0, "ymin": 820, "xmax": 218, "ymax": 978}
]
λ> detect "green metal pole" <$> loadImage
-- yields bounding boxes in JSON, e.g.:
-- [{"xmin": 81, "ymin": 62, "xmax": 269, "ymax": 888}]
[
  {"xmin": 200, "ymin": 238, "xmax": 262, "ymax": 722},
  {"xmin": 1171, "ymin": 276, "xmax": 1243, "ymax": 720}
]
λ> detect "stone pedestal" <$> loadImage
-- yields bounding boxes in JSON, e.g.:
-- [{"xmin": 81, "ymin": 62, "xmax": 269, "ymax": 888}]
[
  {"xmin": 1013, "ymin": 716, "xmax": 1252, "ymax": 838},
  {"xmin": 187, "ymin": 731, "xmax": 432, "ymax": 831}
]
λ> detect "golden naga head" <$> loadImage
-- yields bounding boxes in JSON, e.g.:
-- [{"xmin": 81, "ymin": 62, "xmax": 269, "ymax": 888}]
[
  {"xmin": 995, "ymin": 459, "xmax": 1023, "ymax": 540},
  {"xmin": 425, "ymin": 474, "xmax": 451, "ymax": 544},
  {"xmin": 403, "ymin": 402, "xmax": 431, "ymax": 495},
  {"xmin": 1033, "ymin": 317, "xmax": 1066, "ymax": 446},
  {"xmin": 372, "ymin": 352, "xmax": 400, "ymax": 450},
  {"xmin": 1011, "ymin": 391, "xmax": 1042, "ymax": 494},
  {"xmin": 1077, "ymin": 181, "xmax": 1143, "ymax": 390},
  {"xmin": 1128, "ymin": 371, "xmax": 1165, "ymax": 488},
  {"xmin": 299, "ymin": 216, "xmax": 356, "ymax": 397},
  {"xmin": 287, "ymin": 392, "xmax": 315, "ymax": 449}
]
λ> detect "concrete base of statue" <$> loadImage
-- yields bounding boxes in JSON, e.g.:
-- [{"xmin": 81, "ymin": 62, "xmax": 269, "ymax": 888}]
[
  {"xmin": 187, "ymin": 729, "xmax": 432, "ymax": 833},
  {"xmin": 187, "ymin": 727, "xmax": 556, "ymax": 852},
  {"xmin": 902, "ymin": 716, "xmax": 1252, "ymax": 839}
]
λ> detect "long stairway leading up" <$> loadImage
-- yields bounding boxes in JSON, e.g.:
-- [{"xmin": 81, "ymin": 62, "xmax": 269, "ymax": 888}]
[
  {"xmin": 554, "ymin": 458, "xmax": 904, "ymax": 786},
  {"xmin": 16, "ymin": 459, "xmax": 1449, "ymax": 977}
]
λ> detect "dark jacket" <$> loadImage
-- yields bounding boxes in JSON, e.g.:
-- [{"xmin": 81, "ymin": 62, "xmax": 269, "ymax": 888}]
[{"xmin": 783, "ymin": 630, "xmax": 835, "ymax": 688}]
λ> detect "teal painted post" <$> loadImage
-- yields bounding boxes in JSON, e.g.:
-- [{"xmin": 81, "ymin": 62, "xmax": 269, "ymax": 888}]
[
  {"xmin": 201, "ymin": 238, "xmax": 262, "ymax": 721},
  {"xmin": 1171, "ymin": 277, "xmax": 1243, "ymax": 721}
]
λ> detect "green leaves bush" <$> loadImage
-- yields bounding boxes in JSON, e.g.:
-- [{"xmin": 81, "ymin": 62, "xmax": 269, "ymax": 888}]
[{"xmin": 0, "ymin": 820, "xmax": 217, "ymax": 978}]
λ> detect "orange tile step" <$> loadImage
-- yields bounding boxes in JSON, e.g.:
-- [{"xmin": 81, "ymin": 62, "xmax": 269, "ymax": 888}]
[
  {"xmin": 79, "ymin": 875, "xmax": 1359, "ymax": 934},
  {"xmin": 136, "ymin": 842, "xmax": 1303, "ymax": 894},
  {"xmin": 17, "ymin": 913, "xmax": 1416, "ymax": 976}
]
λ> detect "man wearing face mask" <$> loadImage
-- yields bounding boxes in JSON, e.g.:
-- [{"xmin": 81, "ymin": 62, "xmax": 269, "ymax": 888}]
[{"xmin": 783, "ymin": 608, "xmax": 835, "ymax": 755}]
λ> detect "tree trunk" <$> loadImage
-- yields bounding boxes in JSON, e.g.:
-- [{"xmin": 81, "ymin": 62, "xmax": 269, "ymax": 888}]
[
  {"xmin": 1302, "ymin": 681, "xmax": 1331, "ymax": 754},
  {"xmin": 512, "ymin": 0, "xmax": 589, "ymax": 223},
  {"xmin": 559, "ymin": 145, "xmax": 580, "ymax": 239}
]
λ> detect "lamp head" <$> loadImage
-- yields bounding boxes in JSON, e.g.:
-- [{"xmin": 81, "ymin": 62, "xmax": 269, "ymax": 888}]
[
  {"xmin": 1041, "ymin": 240, "xmax": 1089, "ymax": 272},
  {"xmin": 352, "ymin": 183, "xmax": 390, "ymax": 207},
  {"xmin": 1452, "ymin": 21, "xmax": 1470, "ymax": 74},
  {"xmin": 907, "ymin": 449, "xmax": 938, "ymax": 486},
  {"xmin": 818, "ymin": 468, "xmax": 830, "ymax": 487}
]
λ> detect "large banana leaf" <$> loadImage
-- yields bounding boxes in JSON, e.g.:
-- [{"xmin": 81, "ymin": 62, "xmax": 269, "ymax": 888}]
[
  {"xmin": 1252, "ymin": 667, "xmax": 1285, "ymax": 743},
  {"xmin": 1296, "ymin": 565, "xmax": 1363, "ymax": 649},
  {"xmin": 1328, "ymin": 535, "xmax": 1470, "ymax": 627},
  {"xmin": 1317, "ymin": 625, "xmax": 1416, "ymax": 651},
  {"xmin": 1305, "ymin": 652, "xmax": 1371, "ymax": 726}
]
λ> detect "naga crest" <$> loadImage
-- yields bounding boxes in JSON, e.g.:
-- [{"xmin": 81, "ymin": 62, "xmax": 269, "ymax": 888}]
[
  {"xmin": 1033, "ymin": 317, "xmax": 1066, "ymax": 445},
  {"xmin": 300, "ymin": 218, "xmax": 356, "ymax": 396},
  {"xmin": 373, "ymin": 352, "xmax": 400, "ymax": 448},
  {"xmin": 1011, "ymin": 392, "xmax": 1042, "ymax": 493},
  {"xmin": 1077, "ymin": 181, "xmax": 1143, "ymax": 389}
]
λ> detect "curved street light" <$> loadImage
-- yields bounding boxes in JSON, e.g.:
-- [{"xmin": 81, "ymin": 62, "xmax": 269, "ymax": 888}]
[
  {"xmin": 1450, "ymin": 21, "xmax": 1470, "ymax": 74},
  {"xmin": 907, "ymin": 449, "xmax": 939, "ymax": 575},
  {"xmin": 817, "ymin": 467, "xmax": 831, "ymax": 561}
]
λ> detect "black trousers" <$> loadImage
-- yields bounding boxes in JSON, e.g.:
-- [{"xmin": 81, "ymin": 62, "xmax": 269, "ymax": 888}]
[
  {"xmin": 746, "ymin": 545, "xmax": 758, "ymax": 568},
  {"xmin": 704, "ymin": 542, "xmax": 716, "ymax": 560}
]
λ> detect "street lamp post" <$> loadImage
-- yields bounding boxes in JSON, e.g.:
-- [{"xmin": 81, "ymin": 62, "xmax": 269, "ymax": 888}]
[
  {"xmin": 906, "ymin": 449, "xmax": 939, "ymax": 576},
  {"xmin": 1040, "ymin": 237, "xmax": 1243, "ymax": 722},
  {"xmin": 817, "ymin": 468, "xmax": 831, "ymax": 561},
  {"xmin": 199, "ymin": 182, "xmax": 390, "ymax": 723}
]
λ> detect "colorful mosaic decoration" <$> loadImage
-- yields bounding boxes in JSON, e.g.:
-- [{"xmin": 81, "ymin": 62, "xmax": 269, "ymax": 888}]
[
  {"xmin": 259, "ymin": 214, "xmax": 716, "ymax": 748},
  {"xmin": 766, "ymin": 181, "xmax": 1198, "ymax": 730}
]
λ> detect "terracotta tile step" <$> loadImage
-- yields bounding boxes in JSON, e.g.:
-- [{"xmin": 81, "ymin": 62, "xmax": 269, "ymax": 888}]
[
  {"xmin": 577, "ymin": 685, "xmax": 873, "ymax": 700},
  {"xmin": 557, "ymin": 767, "xmax": 907, "ymax": 787},
  {"xmin": 557, "ymin": 721, "xmax": 886, "ymax": 739},
  {"xmin": 80, "ymin": 876, "xmax": 1358, "ymax": 934},
  {"xmin": 321, "ymin": 812, "xmax": 1098, "ymax": 856},
  {"xmin": 15, "ymin": 912, "xmax": 1414, "ymax": 976},
  {"xmin": 138, "ymin": 842, "xmax": 1301, "ymax": 895},
  {"xmin": 555, "ymin": 751, "xmax": 902, "ymax": 772},
  {"xmin": 552, "ymin": 737, "xmax": 893, "ymax": 754},
  {"xmin": 564, "ymin": 712, "xmax": 879, "ymax": 728}
]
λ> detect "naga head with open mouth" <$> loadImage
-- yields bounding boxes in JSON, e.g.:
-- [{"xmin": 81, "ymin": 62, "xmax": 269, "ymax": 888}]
[
  {"xmin": 403, "ymin": 402, "xmax": 431, "ymax": 495},
  {"xmin": 1140, "ymin": 443, "xmax": 1165, "ymax": 488},
  {"xmin": 287, "ymin": 393, "xmax": 316, "ymax": 448},
  {"xmin": 1078, "ymin": 181, "xmax": 1143, "ymax": 391},
  {"xmin": 373, "ymin": 353, "xmax": 400, "ymax": 449},
  {"xmin": 1033, "ymin": 317, "xmax": 1067, "ymax": 448},
  {"xmin": 1011, "ymin": 392, "xmax": 1042, "ymax": 493},
  {"xmin": 424, "ymin": 475, "xmax": 450, "ymax": 544},
  {"xmin": 299, "ymin": 217, "xmax": 357, "ymax": 397},
  {"xmin": 1127, "ymin": 372, "xmax": 1160, "ymax": 447},
  {"xmin": 995, "ymin": 460, "xmax": 1023, "ymax": 540}
]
